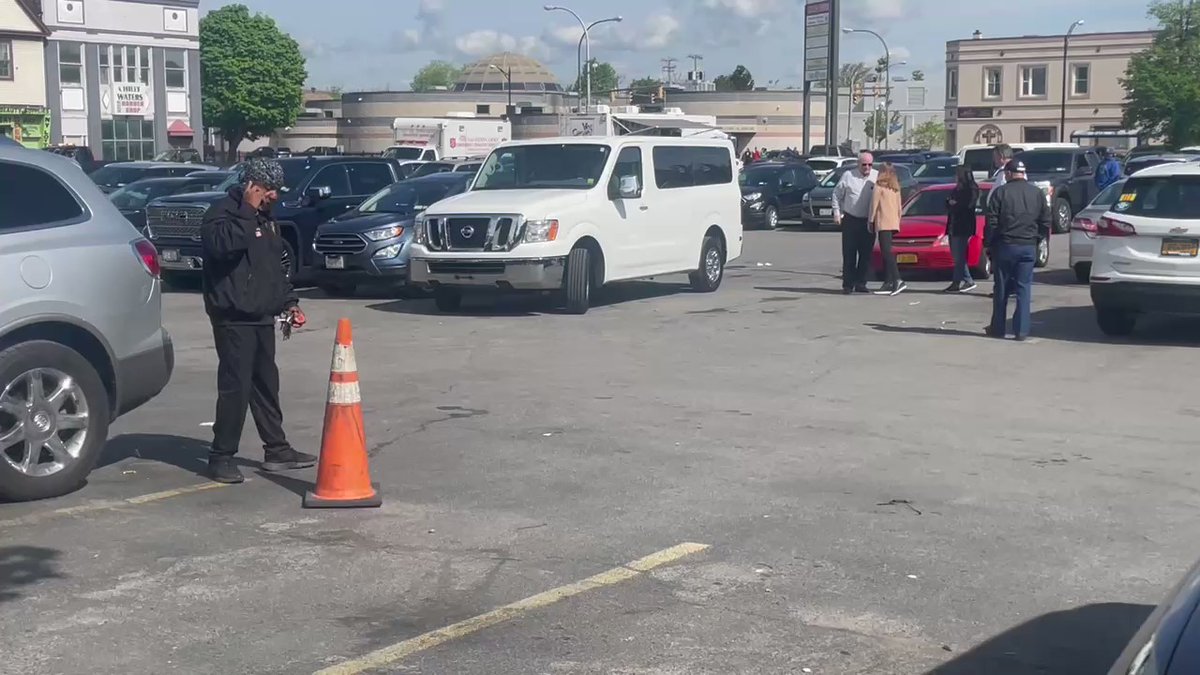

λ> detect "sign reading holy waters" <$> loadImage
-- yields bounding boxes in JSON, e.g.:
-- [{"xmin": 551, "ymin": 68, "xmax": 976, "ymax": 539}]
[{"xmin": 112, "ymin": 83, "xmax": 149, "ymax": 116}]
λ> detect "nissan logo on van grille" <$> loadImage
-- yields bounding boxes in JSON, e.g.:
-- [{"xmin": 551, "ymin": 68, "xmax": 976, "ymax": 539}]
[{"xmin": 460, "ymin": 225, "xmax": 475, "ymax": 239}]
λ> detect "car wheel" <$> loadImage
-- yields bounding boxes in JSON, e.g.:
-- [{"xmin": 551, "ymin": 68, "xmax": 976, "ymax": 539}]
[
  {"xmin": 0, "ymin": 341, "xmax": 110, "ymax": 502},
  {"xmin": 563, "ymin": 246, "xmax": 592, "ymax": 314},
  {"xmin": 1053, "ymin": 198, "xmax": 1072, "ymax": 234},
  {"xmin": 1073, "ymin": 262, "xmax": 1091, "ymax": 284},
  {"xmin": 319, "ymin": 283, "xmax": 357, "ymax": 298},
  {"xmin": 1096, "ymin": 307, "xmax": 1136, "ymax": 337},
  {"xmin": 1036, "ymin": 237, "xmax": 1050, "ymax": 268},
  {"xmin": 764, "ymin": 205, "xmax": 779, "ymax": 231},
  {"xmin": 689, "ymin": 235, "xmax": 725, "ymax": 293},
  {"xmin": 972, "ymin": 251, "xmax": 992, "ymax": 280},
  {"xmin": 433, "ymin": 288, "xmax": 462, "ymax": 312}
]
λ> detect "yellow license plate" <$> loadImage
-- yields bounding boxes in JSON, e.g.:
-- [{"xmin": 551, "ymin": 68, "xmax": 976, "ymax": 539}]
[
  {"xmin": 897, "ymin": 254, "xmax": 919, "ymax": 264},
  {"xmin": 1161, "ymin": 238, "xmax": 1199, "ymax": 257}
]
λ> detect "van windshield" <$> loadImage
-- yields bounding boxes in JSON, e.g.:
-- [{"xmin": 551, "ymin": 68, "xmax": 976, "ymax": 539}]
[
  {"xmin": 963, "ymin": 148, "xmax": 996, "ymax": 175},
  {"xmin": 474, "ymin": 144, "xmax": 611, "ymax": 190}
]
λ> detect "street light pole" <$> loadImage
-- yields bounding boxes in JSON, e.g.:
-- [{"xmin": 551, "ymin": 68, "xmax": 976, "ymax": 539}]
[
  {"xmin": 1060, "ymin": 19, "xmax": 1085, "ymax": 142},
  {"xmin": 545, "ymin": 6, "xmax": 590, "ymax": 106},
  {"xmin": 575, "ymin": 16, "xmax": 622, "ymax": 105},
  {"xmin": 843, "ymin": 27, "xmax": 892, "ymax": 149},
  {"xmin": 489, "ymin": 64, "xmax": 513, "ymax": 113}
]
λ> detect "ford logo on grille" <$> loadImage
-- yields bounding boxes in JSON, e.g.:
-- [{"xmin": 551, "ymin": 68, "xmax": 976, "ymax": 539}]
[{"xmin": 460, "ymin": 225, "xmax": 475, "ymax": 239}]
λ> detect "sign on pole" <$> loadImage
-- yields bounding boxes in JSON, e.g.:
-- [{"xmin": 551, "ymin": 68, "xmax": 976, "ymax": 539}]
[{"xmin": 803, "ymin": 1, "xmax": 833, "ymax": 86}]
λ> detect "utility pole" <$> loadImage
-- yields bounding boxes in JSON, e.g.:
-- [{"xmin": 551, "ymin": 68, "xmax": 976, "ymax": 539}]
[{"xmin": 661, "ymin": 57, "xmax": 678, "ymax": 85}]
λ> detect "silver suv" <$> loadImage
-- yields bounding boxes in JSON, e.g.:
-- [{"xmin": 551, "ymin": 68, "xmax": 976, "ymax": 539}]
[{"xmin": 0, "ymin": 144, "xmax": 174, "ymax": 501}]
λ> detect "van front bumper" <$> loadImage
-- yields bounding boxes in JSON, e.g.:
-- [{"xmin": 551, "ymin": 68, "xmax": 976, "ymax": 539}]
[{"xmin": 409, "ymin": 256, "xmax": 567, "ymax": 291}]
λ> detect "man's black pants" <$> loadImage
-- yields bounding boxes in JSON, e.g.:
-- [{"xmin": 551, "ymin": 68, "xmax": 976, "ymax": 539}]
[
  {"xmin": 211, "ymin": 324, "xmax": 289, "ymax": 458},
  {"xmin": 841, "ymin": 215, "xmax": 876, "ymax": 290}
]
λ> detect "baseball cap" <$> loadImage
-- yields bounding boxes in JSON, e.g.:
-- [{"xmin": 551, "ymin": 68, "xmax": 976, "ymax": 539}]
[
  {"xmin": 241, "ymin": 157, "xmax": 287, "ymax": 192},
  {"xmin": 1004, "ymin": 159, "xmax": 1026, "ymax": 174}
]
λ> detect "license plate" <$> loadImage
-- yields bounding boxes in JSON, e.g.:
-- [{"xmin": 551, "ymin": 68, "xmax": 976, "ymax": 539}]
[
  {"xmin": 1161, "ymin": 238, "xmax": 1199, "ymax": 257},
  {"xmin": 897, "ymin": 254, "xmax": 919, "ymax": 264},
  {"xmin": 160, "ymin": 249, "xmax": 180, "ymax": 262},
  {"xmin": 325, "ymin": 255, "xmax": 345, "ymax": 269},
  {"xmin": 819, "ymin": 208, "xmax": 832, "ymax": 216}
]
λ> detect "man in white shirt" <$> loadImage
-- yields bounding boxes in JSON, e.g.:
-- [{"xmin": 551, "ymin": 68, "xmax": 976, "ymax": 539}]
[
  {"xmin": 832, "ymin": 152, "xmax": 880, "ymax": 294},
  {"xmin": 990, "ymin": 143, "xmax": 1013, "ymax": 191}
]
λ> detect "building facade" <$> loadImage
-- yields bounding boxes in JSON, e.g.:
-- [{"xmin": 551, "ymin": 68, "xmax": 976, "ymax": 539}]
[
  {"xmin": 43, "ymin": 0, "xmax": 201, "ymax": 160},
  {"xmin": 944, "ymin": 30, "xmax": 1154, "ymax": 151},
  {"xmin": 0, "ymin": 0, "xmax": 50, "ymax": 147}
]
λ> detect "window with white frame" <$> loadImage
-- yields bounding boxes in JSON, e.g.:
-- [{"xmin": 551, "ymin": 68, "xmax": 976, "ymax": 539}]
[
  {"xmin": 0, "ymin": 41, "xmax": 12, "ymax": 80},
  {"xmin": 164, "ymin": 49, "xmax": 187, "ymax": 89},
  {"xmin": 947, "ymin": 68, "xmax": 958, "ymax": 100},
  {"xmin": 1072, "ymin": 64, "xmax": 1090, "ymax": 96},
  {"xmin": 59, "ymin": 42, "xmax": 83, "ymax": 85},
  {"xmin": 984, "ymin": 67, "xmax": 1002, "ymax": 99},
  {"xmin": 98, "ymin": 45, "xmax": 151, "ymax": 86},
  {"xmin": 1020, "ymin": 65, "xmax": 1047, "ymax": 97}
]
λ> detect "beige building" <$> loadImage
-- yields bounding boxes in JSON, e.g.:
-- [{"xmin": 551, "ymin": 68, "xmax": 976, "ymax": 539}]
[
  {"xmin": 0, "ymin": 0, "xmax": 50, "ymax": 147},
  {"xmin": 944, "ymin": 30, "xmax": 1155, "ymax": 151}
]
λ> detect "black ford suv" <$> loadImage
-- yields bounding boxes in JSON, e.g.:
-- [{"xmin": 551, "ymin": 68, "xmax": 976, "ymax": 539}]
[
  {"xmin": 145, "ymin": 156, "xmax": 406, "ymax": 285},
  {"xmin": 1014, "ymin": 147, "xmax": 1102, "ymax": 234}
]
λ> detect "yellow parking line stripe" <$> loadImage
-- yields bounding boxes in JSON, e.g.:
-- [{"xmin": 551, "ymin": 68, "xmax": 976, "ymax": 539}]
[
  {"xmin": 0, "ymin": 481, "xmax": 232, "ymax": 529},
  {"xmin": 313, "ymin": 541, "xmax": 710, "ymax": 675}
]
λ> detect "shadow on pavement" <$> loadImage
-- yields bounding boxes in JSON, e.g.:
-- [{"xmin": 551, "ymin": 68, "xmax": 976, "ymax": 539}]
[
  {"xmin": 865, "ymin": 322, "xmax": 984, "ymax": 338},
  {"xmin": 755, "ymin": 286, "xmax": 849, "ymax": 296},
  {"xmin": 1029, "ymin": 306, "xmax": 1200, "ymax": 346},
  {"xmin": 0, "ymin": 546, "xmax": 64, "ymax": 604},
  {"xmin": 367, "ymin": 281, "xmax": 692, "ymax": 317},
  {"xmin": 927, "ymin": 602, "xmax": 1153, "ymax": 675},
  {"xmin": 253, "ymin": 469, "xmax": 312, "ymax": 498},
  {"xmin": 1034, "ymin": 268, "xmax": 1084, "ymax": 287},
  {"xmin": 100, "ymin": 433, "xmax": 218, "ymax": 479}
]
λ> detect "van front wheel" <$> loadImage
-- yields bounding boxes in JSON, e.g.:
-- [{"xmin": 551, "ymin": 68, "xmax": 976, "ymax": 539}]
[
  {"xmin": 563, "ymin": 247, "xmax": 592, "ymax": 314},
  {"xmin": 689, "ymin": 235, "xmax": 725, "ymax": 293}
]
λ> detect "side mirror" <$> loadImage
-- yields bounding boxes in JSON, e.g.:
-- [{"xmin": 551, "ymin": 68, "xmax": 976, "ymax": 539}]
[
  {"xmin": 780, "ymin": 180, "xmax": 795, "ymax": 191},
  {"xmin": 617, "ymin": 175, "xmax": 641, "ymax": 199},
  {"xmin": 304, "ymin": 185, "xmax": 332, "ymax": 205},
  {"xmin": 1076, "ymin": 164, "xmax": 1094, "ymax": 176}
]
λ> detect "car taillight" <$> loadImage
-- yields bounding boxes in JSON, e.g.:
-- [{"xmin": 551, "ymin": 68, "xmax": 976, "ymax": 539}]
[
  {"xmin": 1097, "ymin": 216, "xmax": 1136, "ymax": 237},
  {"xmin": 132, "ymin": 239, "xmax": 161, "ymax": 277},
  {"xmin": 1071, "ymin": 217, "xmax": 1098, "ymax": 238}
]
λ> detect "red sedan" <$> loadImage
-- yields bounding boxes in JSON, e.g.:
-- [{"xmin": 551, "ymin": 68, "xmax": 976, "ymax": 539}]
[{"xmin": 871, "ymin": 182, "xmax": 994, "ymax": 280}]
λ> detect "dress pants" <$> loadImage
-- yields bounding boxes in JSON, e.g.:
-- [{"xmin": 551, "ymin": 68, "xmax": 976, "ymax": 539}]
[
  {"xmin": 841, "ymin": 215, "xmax": 876, "ymax": 290},
  {"xmin": 211, "ymin": 323, "xmax": 289, "ymax": 457},
  {"xmin": 989, "ymin": 243, "xmax": 1037, "ymax": 338}
]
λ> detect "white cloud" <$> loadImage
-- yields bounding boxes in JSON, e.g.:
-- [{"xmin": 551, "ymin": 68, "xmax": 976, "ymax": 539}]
[
  {"xmin": 454, "ymin": 30, "xmax": 548, "ymax": 59},
  {"xmin": 851, "ymin": 0, "xmax": 907, "ymax": 21},
  {"xmin": 699, "ymin": 0, "xmax": 784, "ymax": 18},
  {"xmin": 889, "ymin": 46, "xmax": 912, "ymax": 61}
]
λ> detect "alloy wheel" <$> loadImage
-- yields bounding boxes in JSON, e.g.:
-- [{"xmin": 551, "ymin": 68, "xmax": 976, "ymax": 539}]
[
  {"xmin": 0, "ymin": 368, "xmax": 90, "ymax": 478},
  {"xmin": 705, "ymin": 246, "xmax": 722, "ymax": 283}
]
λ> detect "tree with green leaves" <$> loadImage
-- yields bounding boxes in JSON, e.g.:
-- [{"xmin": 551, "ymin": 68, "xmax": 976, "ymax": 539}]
[
  {"xmin": 411, "ymin": 60, "xmax": 463, "ymax": 92},
  {"xmin": 864, "ymin": 107, "xmax": 902, "ymax": 145},
  {"xmin": 1121, "ymin": 0, "xmax": 1200, "ymax": 147},
  {"xmin": 839, "ymin": 62, "xmax": 871, "ymax": 89},
  {"xmin": 905, "ymin": 119, "xmax": 945, "ymax": 149},
  {"xmin": 572, "ymin": 60, "xmax": 619, "ymax": 97},
  {"xmin": 714, "ymin": 65, "xmax": 755, "ymax": 92},
  {"xmin": 200, "ymin": 4, "xmax": 306, "ymax": 162},
  {"xmin": 910, "ymin": 70, "xmax": 925, "ymax": 81}
]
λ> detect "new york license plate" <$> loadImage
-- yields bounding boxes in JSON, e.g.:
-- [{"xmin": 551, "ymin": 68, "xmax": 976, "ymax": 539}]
[
  {"xmin": 1161, "ymin": 238, "xmax": 1199, "ymax": 257},
  {"xmin": 325, "ymin": 255, "xmax": 345, "ymax": 269},
  {"xmin": 819, "ymin": 208, "xmax": 832, "ymax": 216},
  {"xmin": 160, "ymin": 249, "xmax": 180, "ymax": 262},
  {"xmin": 897, "ymin": 254, "xmax": 919, "ymax": 264}
]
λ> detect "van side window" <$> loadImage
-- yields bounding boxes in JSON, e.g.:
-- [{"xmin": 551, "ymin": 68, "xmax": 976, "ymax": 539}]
[
  {"xmin": 0, "ymin": 161, "xmax": 85, "ymax": 229},
  {"xmin": 653, "ymin": 146, "xmax": 732, "ymax": 190},
  {"xmin": 310, "ymin": 164, "xmax": 352, "ymax": 197},
  {"xmin": 610, "ymin": 147, "xmax": 642, "ymax": 194},
  {"xmin": 347, "ymin": 162, "xmax": 394, "ymax": 195}
]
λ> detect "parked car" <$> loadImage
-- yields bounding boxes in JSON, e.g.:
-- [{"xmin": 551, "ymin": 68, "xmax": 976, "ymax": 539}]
[
  {"xmin": 740, "ymin": 160, "xmax": 820, "ymax": 230},
  {"xmin": 870, "ymin": 182, "xmax": 995, "ymax": 280},
  {"xmin": 1124, "ymin": 154, "xmax": 1194, "ymax": 177},
  {"xmin": 808, "ymin": 144, "xmax": 855, "ymax": 158},
  {"xmin": 0, "ymin": 143, "xmax": 173, "ymax": 501},
  {"xmin": 912, "ymin": 156, "xmax": 961, "ymax": 186},
  {"xmin": 145, "ymin": 156, "xmax": 409, "ymax": 286},
  {"xmin": 1069, "ymin": 178, "xmax": 1127, "ymax": 283},
  {"xmin": 110, "ymin": 175, "xmax": 232, "ymax": 232},
  {"xmin": 804, "ymin": 156, "xmax": 858, "ymax": 180},
  {"xmin": 1107, "ymin": 557, "xmax": 1200, "ymax": 675},
  {"xmin": 88, "ymin": 161, "xmax": 217, "ymax": 194},
  {"xmin": 153, "ymin": 148, "xmax": 203, "ymax": 163},
  {"xmin": 1014, "ymin": 147, "xmax": 1102, "ymax": 234},
  {"xmin": 1090, "ymin": 162, "xmax": 1200, "ymax": 336},
  {"xmin": 958, "ymin": 142, "xmax": 1079, "ymax": 180},
  {"xmin": 875, "ymin": 153, "xmax": 924, "ymax": 167},
  {"xmin": 800, "ymin": 164, "xmax": 856, "ymax": 229},
  {"xmin": 409, "ymin": 137, "xmax": 743, "ymax": 314},
  {"xmin": 410, "ymin": 159, "xmax": 484, "ymax": 178},
  {"xmin": 44, "ymin": 144, "xmax": 105, "ymax": 174},
  {"xmin": 312, "ymin": 172, "xmax": 473, "ymax": 296}
]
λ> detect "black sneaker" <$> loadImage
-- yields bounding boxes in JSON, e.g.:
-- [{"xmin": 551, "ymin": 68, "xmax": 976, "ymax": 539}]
[
  {"xmin": 943, "ymin": 283, "xmax": 961, "ymax": 293},
  {"xmin": 889, "ymin": 281, "xmax": 908, "ymax": 296},
  {"xmin": 873, "ymin": 284, "xmax": 894, "ymax": 295},
  {"xmin": 262, "ymin": 448, "xmax": 318, "ymax": 472},
  {"xmin": 842, "ymin": 287, "xmax": 854, "ymax": 295},
  {"xmin": 960, "ymin": 282, "xmax": 978, "ymax": 293},
  {"xmin": 853, "ymin": 285, "xmax": 871, "ymax": 294},
  {"xmin": 208, "ymin": 457, "xmax": 245, "ymax": 484}
]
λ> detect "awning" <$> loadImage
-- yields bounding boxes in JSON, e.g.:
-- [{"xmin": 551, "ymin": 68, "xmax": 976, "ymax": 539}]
[{"xmin": 167, "ymin": 120, "xmax": 194, "ymax": 137}]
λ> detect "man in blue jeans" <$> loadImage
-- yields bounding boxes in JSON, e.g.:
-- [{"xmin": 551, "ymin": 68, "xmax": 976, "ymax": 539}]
[{"xmin": 984, "ymin": 160, "xmax": 1051, "ymax": 340}]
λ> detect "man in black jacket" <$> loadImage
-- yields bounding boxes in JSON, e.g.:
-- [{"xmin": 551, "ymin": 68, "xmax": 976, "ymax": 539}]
[
  {"xmin": 201, "ymin": 158, "xmax": 316, "ymax": 483},
  {"xmin": 985, "ymin": 159, "xmax": 1051, "ymax": 340}
]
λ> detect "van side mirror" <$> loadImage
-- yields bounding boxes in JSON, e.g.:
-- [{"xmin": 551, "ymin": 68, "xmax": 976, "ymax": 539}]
[
  {"xmin": 1076, "ymin": 164, "xmax": 1094, "ymax": 177},
  {"xmin": 303, "ymin": 185, "xmax": 332, "ymax": 205},
  {"xmin": 616, "ymin": 175, "xmax": 641, "ymax": 199}
]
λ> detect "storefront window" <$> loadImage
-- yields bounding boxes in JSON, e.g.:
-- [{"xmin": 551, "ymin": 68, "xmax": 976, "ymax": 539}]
[
  {"xmin": 59, "ymin": 43, "xmax": 83, "ymax": 86},
  {"xmin": 101, "ymin": 118, "xmax": 156, "ymax": 161}
]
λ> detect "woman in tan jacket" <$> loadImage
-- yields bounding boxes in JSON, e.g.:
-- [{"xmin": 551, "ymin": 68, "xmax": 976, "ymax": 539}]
[{"xmin": 869, "ymin": 163, "xmax": 907, "ymax": 296}]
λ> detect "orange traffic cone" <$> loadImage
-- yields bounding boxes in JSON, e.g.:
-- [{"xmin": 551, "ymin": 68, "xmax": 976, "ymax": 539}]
[{"xmin": 303, "ymin": 318, "xmax": 382, "ymax": 509}]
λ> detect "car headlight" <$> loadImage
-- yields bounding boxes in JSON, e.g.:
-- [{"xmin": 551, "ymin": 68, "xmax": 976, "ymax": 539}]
[
  {"xmin": 934, "ymin": 234, "xmax": 950, "ymax": 247},
  {"xmin": 743, "ymin": 192, "xmax": 763, "ymax": 202},
  {"xmin": 373, "ymin": 243, "xmax": 403, "ymax": 259},
  {"xmin": 523, "ymin": 219, "xmax": 559, "ymax": 243},
  {"xmin": 802, "ymin": 192, "xmax": 811, "ymax": 202},
  {"xmin": 364, "ymin": 225, "xmax": 404, "ymax": 241},
  {"xmin": 413, "ymin": 217, "xmax": 428, "ymax": 245}
]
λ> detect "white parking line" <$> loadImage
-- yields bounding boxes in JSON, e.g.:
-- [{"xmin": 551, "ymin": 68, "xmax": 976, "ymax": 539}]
[{"xmin": 0, "ymin": 481, "xmax": 233, "ymax": 529}]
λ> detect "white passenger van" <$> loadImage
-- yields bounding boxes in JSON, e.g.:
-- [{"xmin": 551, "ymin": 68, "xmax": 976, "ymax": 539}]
[{"xmin": 408, "ymin": 136, "xmax": 743, "ymax": 314}]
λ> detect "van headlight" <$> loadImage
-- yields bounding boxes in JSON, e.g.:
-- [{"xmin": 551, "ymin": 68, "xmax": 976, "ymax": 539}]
[
  {"xmin": 523, "ymin": 219, "xmax": 559, "ymax": 243},
  {"xmin": 413, "ymin": 216, "xmax": 428, "ymax": 245}
]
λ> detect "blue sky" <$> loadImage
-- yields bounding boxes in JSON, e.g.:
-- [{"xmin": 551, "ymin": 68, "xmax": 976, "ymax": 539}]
[{"xmin": 199, "ymin": 0, "xmax": 1159, "ymax": 92}]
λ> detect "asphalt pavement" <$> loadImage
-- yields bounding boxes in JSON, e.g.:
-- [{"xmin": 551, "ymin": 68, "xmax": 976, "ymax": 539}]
[{"xmin": 3, "ymin": 229, "xmax": 1200, "ymax": 674}]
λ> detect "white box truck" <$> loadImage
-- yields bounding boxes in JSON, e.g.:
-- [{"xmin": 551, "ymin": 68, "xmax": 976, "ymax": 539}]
[
  {"xmin": 385, "ymin": 115, "xmax": 512, "ymax": 162},
  {"xmin": 559, "ymin": 106, "xmax": 730, "ymax": 143}
]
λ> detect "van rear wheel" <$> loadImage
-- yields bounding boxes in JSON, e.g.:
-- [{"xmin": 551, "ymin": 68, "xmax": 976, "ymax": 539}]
[
  {"xmin": 689, "ymin": 235, "xmax": 725, "ymax": 293},
  {"xmin": 563, "ymin": 247, "xmax": 592, "ymax": 314}
]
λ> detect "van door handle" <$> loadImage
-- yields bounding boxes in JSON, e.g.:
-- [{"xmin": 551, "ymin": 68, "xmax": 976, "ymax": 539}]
[{"xmin": 639, "ymin": 205, "xmax": 649, "ymax": 211}]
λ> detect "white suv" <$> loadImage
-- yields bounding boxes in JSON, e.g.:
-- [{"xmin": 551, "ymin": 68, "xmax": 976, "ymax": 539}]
[{"xmin": 1090, "ymin": 162, "xmax": 1200, "ymax": 336}]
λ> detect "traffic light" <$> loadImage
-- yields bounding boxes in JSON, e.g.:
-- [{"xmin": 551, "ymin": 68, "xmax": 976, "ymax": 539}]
[{"xmin": 657, "ymin": 85, "xmax": 665, "ymax": 102}]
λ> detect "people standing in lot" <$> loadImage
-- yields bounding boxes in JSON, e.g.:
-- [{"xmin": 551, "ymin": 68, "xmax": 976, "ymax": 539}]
[
  {"xmin": 742, "ymin": 149, "xmax": 753, "ymax": 165},
  {"xmin": 990, "ymin": 143, "xmax": 1013, "ymax": 193},
  {"xmin": 869, "ymin": 163, "xmax": 907, "ymax": 296},
  {"xmin": 984, "ymin": 160, "xmax": 1051, "ymax": 341},
  {"xmin": 200, "ymin": 158, "xmax": 317, "ymax": 484},
  {"xmin": 833, "ymin": 152, "xmax": 879, "ymax": 294},
  {"xmin": 945, "ymin": 166, "xmax": 981, "ymax": 293},
  {"xmin": 1095, "ymin": 147, "xmax": 1122, "ymax": 190}
]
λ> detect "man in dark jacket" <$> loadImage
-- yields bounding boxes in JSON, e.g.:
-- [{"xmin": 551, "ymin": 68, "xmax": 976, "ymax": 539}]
[
  {"xmin": 201, "ymin": 158, "xmax": 315, "ymax": 483},
  {"xmin": 985, "ymin": 159, "xmax": 1051, "ymax": 340}
]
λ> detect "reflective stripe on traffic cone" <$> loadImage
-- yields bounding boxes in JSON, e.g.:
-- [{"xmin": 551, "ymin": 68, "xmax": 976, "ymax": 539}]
[{"xmin": 303, "ymin": 318, "xmax": 382, "ymax": 508}]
